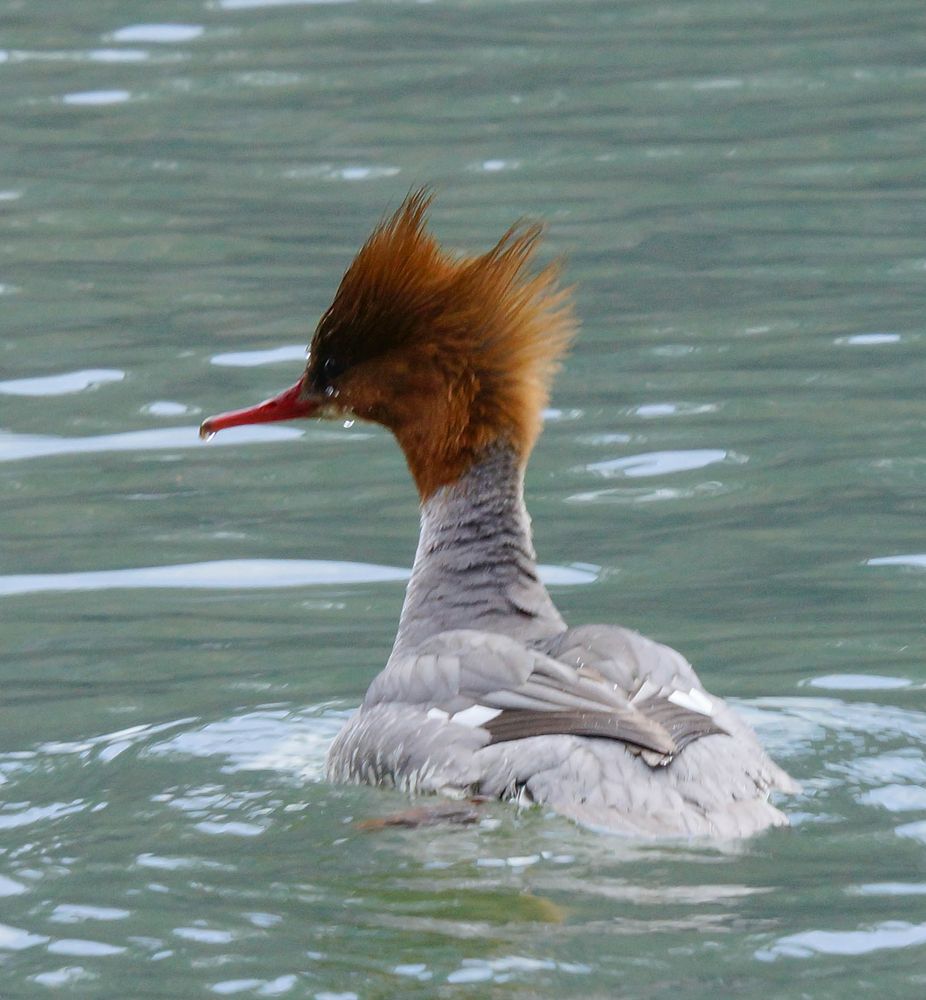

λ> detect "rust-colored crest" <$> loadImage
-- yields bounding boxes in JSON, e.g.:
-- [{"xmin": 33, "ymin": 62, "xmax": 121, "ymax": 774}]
[{"xmin": 307, "ymin": 189, "xmax": 577, "ymax": 498}]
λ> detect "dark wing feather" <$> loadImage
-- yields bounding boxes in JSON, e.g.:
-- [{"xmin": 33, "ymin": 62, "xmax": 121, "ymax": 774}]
[
  {"xmin": 483, "ymin": 694, "xmax": 727, "ymax": 763},
  {"xmin": 632, "ymin": 690, "xmax": 728, "ymax": 751},
  {"xmin": 483, "ymin": 708, "xmax": 676, "ymax": 755}
]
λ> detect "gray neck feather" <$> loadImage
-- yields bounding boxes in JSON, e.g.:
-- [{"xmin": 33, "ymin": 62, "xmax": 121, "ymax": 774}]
[{"xmin": 390, "ymin": 442, "xmax": 566, "ymax": 659}]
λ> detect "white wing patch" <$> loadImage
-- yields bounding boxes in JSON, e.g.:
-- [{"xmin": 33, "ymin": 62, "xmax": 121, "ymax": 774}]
[
  {"xmin": 668, "ymin": 687, "xmax": 714, "ymax": 716},
  {"xmin": 427, "ymin": 707, "xmax": 450, "ymax": 722},
  {"xmin": 450, "ymin": 705, "xmax": 503, "ymax": 728}
]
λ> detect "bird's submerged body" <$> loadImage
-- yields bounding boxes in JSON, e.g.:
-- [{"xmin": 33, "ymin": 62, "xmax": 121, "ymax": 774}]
[
  {"xmin": 202, "ymin": 191, "xmax": 797, "ymax": 838},
  {"xmin": 326, "ymin": 443, "xmax": 795, "ymax": 838}
]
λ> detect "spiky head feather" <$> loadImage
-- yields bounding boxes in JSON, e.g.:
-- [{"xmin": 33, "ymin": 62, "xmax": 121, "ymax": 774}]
[{"xmin": 306, "ymin": 189, "xmax": 577, "ymax": 498}]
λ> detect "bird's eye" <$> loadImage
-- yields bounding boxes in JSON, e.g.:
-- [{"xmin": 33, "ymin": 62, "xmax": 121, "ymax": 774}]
[{"xmin": 323, "ymin": 356, "xmax": 346, "ymax": 382}]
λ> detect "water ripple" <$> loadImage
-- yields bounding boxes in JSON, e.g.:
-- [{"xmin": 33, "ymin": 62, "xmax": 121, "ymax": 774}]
[
  {"xmin": 445, "ymin": 955, "xmax": 590, "ymax": 985},
  {"xmin": 836, "ymin": 333, "xmax": 902, "ymax": 346},
  {"xmin": 0, "ymin": 560, "xmax": 409, "ymax": 597},
  {"xmin": 0, "ymin": 369, "xmax": 124, "ymax": 396},
  {"xmin": 0, "ymin": 876, "xmax": 28, "ymax": 898},
  {"xmin": 210, "ymin": 345, "xmax": 306, "ymax": 367},
  {"xmin": 110, "ymin": 25, "xmax": 204, "ymax": 44},
  {"xmin": 141, "ymin": 400, "xmax": 196, "ymax": 416},
  {"xmin": 49, "ymin": 905, "xmax": 131, "ymax": 924},
  {"xmin": 210, "ymin": 977, "xmax": 300, "ymax": 996},
  {"xmin": 0, "ymin": 801, "xmax": 88, "ymax": 831},
  {"xmin": 0, "ymin": 424, "xmax": 306, "ymax": 462},
  {"xmin": 88, "ymin": 48, "xmax": 150, "ymax": 63},
  {"xmin": 896, "ymin": 821, "xmax": 926, "ymax": 845},
  {"xmin": 756, "ymin": 920, "xmax": 926, "ymax": 961},
  {"xmin": 0, "ymin": 923, "xmax": 49, "ymax": 951},
  {"xmin": 47, "ymin": 939, "xmax": 125, "ymax": 957},
  {"xmin": 805, "ymin": 674, "xmax": 912, "ymax": 691},
  {"xmin": 147, "ymin": 706, "xmax": 344, "ymax": 782},
  {"xmin": 283, "ymin": 164, "xmax": 400, "ymax": 182},
  {"xmin": 587, "ymin": 449, "xmax": 735, "ymax": 478},
  {"xmin": 62, "ymin": 90, "xmax": 132, "ymax": 106},
  {"xmin": 859, "ymin": 785, "xmax": 926, "ymax": 812},
  {"xmin": 215, "ymin": 0, "xmax": 357, "ymax": 10},
  {"xmin": 567, "ymin": 482, "xmax": 730, "ymax": 505},
  {"xmin": 632, "ymin": 402, "xmax": 719, "ymax": 418},
  {"xmin": 868, "ymin": 554, "xmax": 926, "ymax": 570},
  {"xmin": 0, "ymin": 560, "xmax": 596, "ymax": 597}
]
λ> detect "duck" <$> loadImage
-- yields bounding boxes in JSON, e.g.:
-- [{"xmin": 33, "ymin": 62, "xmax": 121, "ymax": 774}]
[{"xmin": 200, "ymin": 190, "xmax": 797, "ymax": 838}]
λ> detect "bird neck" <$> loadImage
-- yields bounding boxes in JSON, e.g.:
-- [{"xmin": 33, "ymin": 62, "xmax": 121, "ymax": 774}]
[{"xmin": 390, "ymin": 441, "xmax": 565, "ymax": 659}]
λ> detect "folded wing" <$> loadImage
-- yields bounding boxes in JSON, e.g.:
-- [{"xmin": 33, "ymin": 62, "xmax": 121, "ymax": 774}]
[{"xmin": 365, "ymin": 629, "xmax": 726, "ymax": 766}]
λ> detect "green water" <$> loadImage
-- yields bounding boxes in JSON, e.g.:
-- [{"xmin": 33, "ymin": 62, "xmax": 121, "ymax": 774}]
[{"xmin": 3, "ymin": 1, "xmax": 926, "ymax": 996}]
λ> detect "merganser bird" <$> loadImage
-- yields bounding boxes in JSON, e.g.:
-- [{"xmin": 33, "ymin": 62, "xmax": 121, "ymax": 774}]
[{"xmin": 201, "ymin": 190, "xmax": 797, "ymax": 837}]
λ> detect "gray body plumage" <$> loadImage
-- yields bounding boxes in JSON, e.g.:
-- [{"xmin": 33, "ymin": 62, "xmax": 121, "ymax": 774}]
[{"xmin": 326, "ymin": 445, "xmax": 797, "ymax": 838}]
